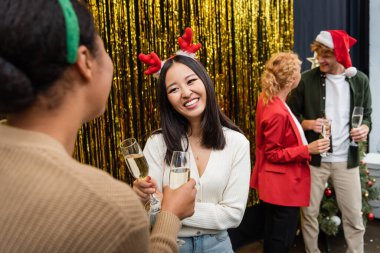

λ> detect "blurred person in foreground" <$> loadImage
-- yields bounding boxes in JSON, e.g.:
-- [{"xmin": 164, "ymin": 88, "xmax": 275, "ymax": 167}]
[{"xmin": 0, "ymin": 1, "xmax": 196, "ymax": 252}]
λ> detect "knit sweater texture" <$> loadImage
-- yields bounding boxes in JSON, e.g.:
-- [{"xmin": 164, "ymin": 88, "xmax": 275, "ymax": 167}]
[
  {"xmin": 0, "ymin": 123, "xmax": 180, "ymax": 253},
  {"xmin": 144, "ymin": 127, "xmax": 251, "ymax": 237}
]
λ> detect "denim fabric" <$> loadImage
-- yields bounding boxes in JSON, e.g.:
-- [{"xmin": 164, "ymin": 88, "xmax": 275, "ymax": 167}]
[{"xmin": 179, "ymin": 230, "xmax": 234, "ymax": 253}]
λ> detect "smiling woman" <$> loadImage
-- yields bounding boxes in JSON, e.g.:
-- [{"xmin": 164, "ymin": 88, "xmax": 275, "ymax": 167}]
[
  {"xmin": 165, "ymin": 62, "xmax": 206, "ymax": 124},
  {"xmin": 134, "ymin": 28, "xmax": 251, "ymax": 253}
]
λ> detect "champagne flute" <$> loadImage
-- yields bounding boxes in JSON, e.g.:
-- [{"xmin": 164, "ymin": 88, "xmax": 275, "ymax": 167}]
[
  {"xmin": 320, "ymin": 118, "xmax": 332, "ymax": 157},
  {"xmin": 169, "ymin": 151, "xmax": 191, "ymax": 189},
  {"xmin": 350, "ymin": 106, "xmax": 364, "ymax": 147},
  {"xmin": 120, "ymin": 138, "xmax": 160, "ymax": 219},
  {"xmin": 169, "ymin": 151, "xmax": 191, "ymax": 247}
]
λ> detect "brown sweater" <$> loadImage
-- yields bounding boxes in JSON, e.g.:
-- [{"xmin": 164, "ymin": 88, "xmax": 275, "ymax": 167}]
[{"xmin": 0, "ymin": 124, "xmax": 180, "ymax": 253}]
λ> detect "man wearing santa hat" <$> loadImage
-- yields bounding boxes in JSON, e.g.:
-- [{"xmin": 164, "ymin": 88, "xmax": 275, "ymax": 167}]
[{"xmin": 287, "ymin": 30, "xmax": 372, "ymax": 253}]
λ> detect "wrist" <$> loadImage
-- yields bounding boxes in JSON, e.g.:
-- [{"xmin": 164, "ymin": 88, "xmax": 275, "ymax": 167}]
[
  {"xmin": 307, "ymin": 144, "xmax": 312, "ymax": 153},
  {"xmin": 301, "ymin": 120, "xmax": 312, "ymax": 131}
]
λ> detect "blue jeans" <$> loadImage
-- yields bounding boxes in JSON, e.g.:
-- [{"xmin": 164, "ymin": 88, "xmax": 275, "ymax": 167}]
[{"xmin": 179, "ymin": 230, "xmax": 234, "ymax": 253}]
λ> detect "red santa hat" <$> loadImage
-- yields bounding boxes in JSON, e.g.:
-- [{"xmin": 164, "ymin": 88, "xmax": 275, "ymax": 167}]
[{"xmin": 315, "ymin": 30, "xmax": 357, "ymax": 77}]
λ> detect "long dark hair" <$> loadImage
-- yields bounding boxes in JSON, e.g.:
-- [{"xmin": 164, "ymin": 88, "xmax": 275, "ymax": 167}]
[
  {"xmin": 0, "ymin": 0, "xmax": 98, "ymax": 114},
  {"xmin": 155, "ymin": 55, "xmax": 242, "ymax": 164}
]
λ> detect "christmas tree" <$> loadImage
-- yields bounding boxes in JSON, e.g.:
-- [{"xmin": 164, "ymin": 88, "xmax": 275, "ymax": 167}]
[{"xmin": 318, "ymin": 142, "xmax": 380, "ymax": 236}]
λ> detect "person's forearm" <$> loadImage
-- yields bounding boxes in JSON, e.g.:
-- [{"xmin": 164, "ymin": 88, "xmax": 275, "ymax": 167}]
[
  {"xmin": 301, "ymin": 119, "xmax": 314, "ymax": 131},
  {"xmin": 150, "ymin": 211, "xmax": 181, "ymax": 253}
]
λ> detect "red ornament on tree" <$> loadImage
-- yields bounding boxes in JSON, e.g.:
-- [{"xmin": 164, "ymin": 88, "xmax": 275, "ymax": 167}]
[
  {"xmin": 365, "ymin": 170, "xmax": 370, "ymax": 175},
  {"xmin": 368, "ymin": 180, "xmax": 373, "ymax": 187},
  {"xmin": 325, "ymin": 188, "xmax": 332, "ymax": 197},
  {"xmin": 368, "ymin": 212, "xmax": 375, "ymax": 221}
]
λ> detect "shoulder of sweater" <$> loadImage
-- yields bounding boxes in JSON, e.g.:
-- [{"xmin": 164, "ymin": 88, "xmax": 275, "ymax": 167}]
[
  {"xmin": 147, "ymin": 131, "xmax": 164, "ymax": 142},
  {"xmin": 145, "ymin": 131, "xmax": 166, "ymax": 149},
  {"xmin": 69, "ymin": 162, "xmax": 132, "ymax": 195},
  {"xmin": 223, "ymin": 127, "xmax": 249, "ymax": 145}
]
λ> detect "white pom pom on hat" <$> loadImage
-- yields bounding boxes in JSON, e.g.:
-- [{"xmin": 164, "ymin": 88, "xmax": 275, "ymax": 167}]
[
  {"xmin": 344, "ymin": 66, "xmax": 357, "ymax": 77},
  {"xmin": 315, "ymin": 30, "xmax": 358, "ymax": 77}
]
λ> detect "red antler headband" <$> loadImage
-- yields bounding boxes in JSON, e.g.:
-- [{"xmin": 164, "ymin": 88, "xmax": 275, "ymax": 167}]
[{"xmin": 138, "ymin": 27, "xmax": 202, "ymax": 77}]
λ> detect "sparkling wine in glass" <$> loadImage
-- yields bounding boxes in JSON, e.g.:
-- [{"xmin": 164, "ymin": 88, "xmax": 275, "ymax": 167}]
[
  {"xmin": 169, "ymin": 151, "xmax": 191, "ymax": 189},
  {"xmin": 120, "ymin": 138, "xmax": 160, "ymax": 219},
  {"xmin": 169, "ymin": 151, "xmax": 190, "ymax": 247},
  {"xmin": 123, "ymin": 153, "xmax": 149, "ymax": 179},
  {"xmin": 320, "ymin": 118, "xmax": 332, "ymax": 157},
  {"xmin": 350, "ymin": 106, "xmax": 364, "ymax": 147}
]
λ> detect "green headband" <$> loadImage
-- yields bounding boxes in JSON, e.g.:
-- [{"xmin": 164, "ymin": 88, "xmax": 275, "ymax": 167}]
[{"xmin": 58, "ymin": 0, "xmax": 80, "ymax": 64}]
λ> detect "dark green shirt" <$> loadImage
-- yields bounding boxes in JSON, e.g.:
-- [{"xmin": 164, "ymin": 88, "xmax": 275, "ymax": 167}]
[{"xmin": 287, "ymin": 67, "xmax": 372, "ymax": 168}]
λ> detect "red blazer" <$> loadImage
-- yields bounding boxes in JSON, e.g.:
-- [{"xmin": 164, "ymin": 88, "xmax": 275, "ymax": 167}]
[{"xmin": 250, "ymin": 95, "xmax": 311, "ymax": 207}]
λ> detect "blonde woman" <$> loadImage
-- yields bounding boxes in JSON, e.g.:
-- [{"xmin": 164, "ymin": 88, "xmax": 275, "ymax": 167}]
[{"xmin": 250, "ymin": 52, "xmax": 330, "ymax": 253}]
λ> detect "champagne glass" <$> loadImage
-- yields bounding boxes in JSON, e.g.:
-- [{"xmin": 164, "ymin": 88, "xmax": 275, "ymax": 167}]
[
  {"xmin": 350, "ymin": 106, "xmax": 364, "ymax": 147},
  {"xmin": 169, "ymin": 151, "xmax": 191, "ymax": 247},
  {"xmin": 320, "ymin": 118, "xmax": 332, "ymax": 157},
  {"xmin": 169, "ymin": 151, "xmax": 191, "ymax": 189},
  {"xmin": 120, "ymin": 138, "xmax": 160, "ymax": 220}
]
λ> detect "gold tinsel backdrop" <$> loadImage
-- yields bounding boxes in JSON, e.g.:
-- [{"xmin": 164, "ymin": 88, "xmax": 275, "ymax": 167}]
[{"xmin": 76, "ymin": 0, "xmax": 294, "ymax": 204}]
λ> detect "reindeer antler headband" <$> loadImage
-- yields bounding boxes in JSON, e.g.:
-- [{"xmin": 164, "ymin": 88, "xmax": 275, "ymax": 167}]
[{"xmin": 138, "ymin": 27, "xmax": 202, "ymax": 77}]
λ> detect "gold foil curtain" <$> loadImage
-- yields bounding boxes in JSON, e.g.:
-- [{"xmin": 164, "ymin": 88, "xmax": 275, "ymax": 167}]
[{"xmin": 76, "ymin": 0, "xmax": 294, "ymax": 205}]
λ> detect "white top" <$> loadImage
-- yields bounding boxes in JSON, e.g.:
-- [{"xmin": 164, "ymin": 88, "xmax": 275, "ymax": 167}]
[
  {"xmin": 284, "ymin": 101, "xmax": 308, "ymax": 145},
  {"xmin": 323, "ymin": 73, "xmax": 350, "ymax": 162},
  {"xmin": 143, "ymin": 127, "xmax": 251, "ymax": 237}
]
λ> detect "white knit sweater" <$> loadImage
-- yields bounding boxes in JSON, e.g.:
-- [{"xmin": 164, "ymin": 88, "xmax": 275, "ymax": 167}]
[{"xmin": 144, "ymin": 127, "xmax": 251, "ymax": 237}]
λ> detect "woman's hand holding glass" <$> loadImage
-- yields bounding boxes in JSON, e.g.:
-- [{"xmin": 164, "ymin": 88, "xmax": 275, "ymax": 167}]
[
  {"xmin": 125, "ymin": 144, "xmax": 197, "ymax": 227},
  {"xmin": 307, "ymin": 137, "xmax": 330, "ymax": 155},
  {"xmin": 132, "ymin": 176, "xmax": 196, "ymax": 219},
  {"xmin": 120, "ymin": 138, "xmax": 161, "ymax": 222},
  {"xmin": 132, "ymin": 176, "xmax": 162, "ymax": 204},
  {"xmin": 302, "ymin": 118, "xmax": 331, "ymax": 156}
]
